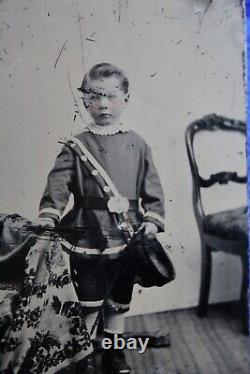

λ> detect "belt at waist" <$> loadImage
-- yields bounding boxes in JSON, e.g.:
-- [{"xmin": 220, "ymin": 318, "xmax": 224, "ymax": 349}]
[{"xmin": 76, "ymin": 197, "xmax": 139, "ymax": 211}]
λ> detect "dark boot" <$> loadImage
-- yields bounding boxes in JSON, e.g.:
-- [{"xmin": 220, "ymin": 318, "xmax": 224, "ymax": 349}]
[{"xmin": 102, "ymin": 349, "xmax": 131, "ymax": 374}]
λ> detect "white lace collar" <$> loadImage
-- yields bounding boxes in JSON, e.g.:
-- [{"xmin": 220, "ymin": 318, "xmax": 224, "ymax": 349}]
[{"xmin": 86, "ymin": 122, "xmax": 129, "ymax": 136}]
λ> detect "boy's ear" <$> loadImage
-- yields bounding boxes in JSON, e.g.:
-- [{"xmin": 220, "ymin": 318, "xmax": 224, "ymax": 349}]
[
  {"xmin": 83, "ymin": 99, "xmax": 89, "ymax": 110},
  {"xmin": 124, "ymin": 93, "xmax": 129, "ymax": 103},
  {"xmin": 81, "ymin": 96, "xmax": 89, "ymax": 110},
  {"xmin": 78, "ymin": 88, "xmax": 89, "ymax": 110}
]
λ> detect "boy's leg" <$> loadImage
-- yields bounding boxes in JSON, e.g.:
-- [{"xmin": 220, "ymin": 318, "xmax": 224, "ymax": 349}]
[
  {"xmin": 70, "ymin": 256, "xmax": 106, "ymax": 373},
  {"xmin": 70, "ymin": 256, "xmax": 105, "ymax": 335},
  {"xmin": 102, "ymin": 302, "xmax": 130, "ymax": 374},
  {"xmin": 79, "ymin": 304, "xmax": 101, "ymax": 339},
  {"xmin": 102, "ymin": 253, "xmax": 135, "ymax": 374},
  {"xmin": 103, "ymin": 299, "xmax": 129, "ymax": 334}
]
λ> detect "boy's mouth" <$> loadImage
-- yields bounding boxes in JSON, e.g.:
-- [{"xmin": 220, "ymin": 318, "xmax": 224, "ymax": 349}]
[{"xmin": 99, "ymin": 113, "xmax": 111, "ymax": 117}]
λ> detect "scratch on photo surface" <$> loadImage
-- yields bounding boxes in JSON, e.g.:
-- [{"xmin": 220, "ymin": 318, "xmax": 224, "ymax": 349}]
[
  {"xmin": 198, "ymin": 0, "xmax": 213, "ymax": 27},
  {"xmin": 112, "ymin": 4, "xmax": 120, "ymax": 23},
  {"xmin": 67, "ymin": 71, "xmax": 86, "ymax": 128},
  {"xmin": 112, "ymin": 0, "xmax": 127, "ymax": 23},
  {"xmin": 76, "ymin": 12, "xmax": 85, "ymax": 74},
  {"xmin": 54, "ymin": 41, "xmax": 68, "ymax": 69},
  {"xmin": 86, "ymin": 38, "xmax": 96, "ymax": 42},
  {"xmin": 242, "ymin": 50, "xmax": 246, "ymax": 87},
  {"xmin": 217, "ymin": 15, "xmax": 225, "ymax": 27}
]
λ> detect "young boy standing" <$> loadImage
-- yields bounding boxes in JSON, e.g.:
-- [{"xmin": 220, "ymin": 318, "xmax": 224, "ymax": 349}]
[{"xmin": 34, "ymin": 63, "xmax": 165, "ymax": 373}]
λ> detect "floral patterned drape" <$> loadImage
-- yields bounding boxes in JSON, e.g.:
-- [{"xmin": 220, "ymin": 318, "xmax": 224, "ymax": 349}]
[{"xmin": 0, "ymin": 214, "xmax": 92, "ymax": 373}]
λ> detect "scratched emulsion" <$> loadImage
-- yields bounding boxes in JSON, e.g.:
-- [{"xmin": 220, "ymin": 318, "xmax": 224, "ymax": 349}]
[
  {"xmin": 54, "ymin": 40, "xmax": 68, "ymax": 69},
  {"xmin": 0, "ymin": 0, "xmax": 247, "ymax": 316}
]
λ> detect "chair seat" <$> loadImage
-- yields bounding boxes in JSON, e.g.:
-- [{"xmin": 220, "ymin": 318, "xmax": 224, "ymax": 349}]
[{"xmin": 204, "ymin": 206, "xmax": 248, "ymax": 241}]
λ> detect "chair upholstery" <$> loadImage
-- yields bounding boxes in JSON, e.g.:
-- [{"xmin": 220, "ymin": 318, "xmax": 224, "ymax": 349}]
[
  {"xmin": 204, "ymin": 206, "xmax": 248, "ymax": 242},
  {"xmin": 185, "ymin": 114, "xmax": 248, "ymax": 334}
]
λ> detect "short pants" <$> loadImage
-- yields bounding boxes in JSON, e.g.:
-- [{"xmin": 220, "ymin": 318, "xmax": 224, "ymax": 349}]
[{"xmin": 70, "ymin": 250, "xmax": 135, "ymax": 311}]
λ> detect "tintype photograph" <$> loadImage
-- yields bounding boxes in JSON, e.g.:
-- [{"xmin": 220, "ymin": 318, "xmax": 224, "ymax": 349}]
[{"xmin": 0, "ymin": 1, "xmax": 249, "ymax": 373}]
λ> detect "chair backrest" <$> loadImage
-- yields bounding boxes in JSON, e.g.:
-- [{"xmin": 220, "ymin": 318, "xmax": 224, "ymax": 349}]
[{"xmin": 185, "ymin": 114, "xmax": 246, "ymax": 227}]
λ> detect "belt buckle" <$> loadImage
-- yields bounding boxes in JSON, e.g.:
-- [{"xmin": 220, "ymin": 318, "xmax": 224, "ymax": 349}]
[{"xmin": 107, "ymin": 196, "xmax": 129, "ymax": 214}]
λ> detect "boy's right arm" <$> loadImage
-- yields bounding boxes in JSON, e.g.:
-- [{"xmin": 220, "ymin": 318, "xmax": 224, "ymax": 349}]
[
  {"xmin": 35, "ymin": 145, "xmax": 75, "ymax": 225},
  {"xmin": 31, "ymin": 217, "xmax": 55, "ymax": 229}
]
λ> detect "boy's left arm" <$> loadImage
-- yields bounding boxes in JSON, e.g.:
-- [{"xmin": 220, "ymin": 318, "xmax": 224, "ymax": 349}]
[{"xmin": 140, "ymin": 143, "xmax": 165, "ymax": 238}]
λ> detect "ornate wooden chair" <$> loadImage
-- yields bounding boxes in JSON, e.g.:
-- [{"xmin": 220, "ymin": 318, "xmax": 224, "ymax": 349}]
[{"xmin": 185, "ymin": 114, "xmax": 248, "ymax": 334}]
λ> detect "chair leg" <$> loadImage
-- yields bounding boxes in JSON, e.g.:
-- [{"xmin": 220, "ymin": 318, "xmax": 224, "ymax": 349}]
[
  {"xmin": 240, "ymin": 252, "xmax": 249, "ymax": 335},
  {"xmin": 197, "ymin": 244, "xmax": 212, "ymax": 318}
]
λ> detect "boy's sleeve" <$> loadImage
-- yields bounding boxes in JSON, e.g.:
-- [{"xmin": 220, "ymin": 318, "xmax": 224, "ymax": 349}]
[
  {"xmin": 38, "ymin": 145, "xmax": 75, "ymax": 223},
  {"xmin": 140, "ymin": 143, "xmax": 165, "ymax": 232}
]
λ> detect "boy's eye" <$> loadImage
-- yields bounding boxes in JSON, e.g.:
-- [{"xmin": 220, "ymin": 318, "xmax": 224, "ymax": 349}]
[
  {"xmin": 90, "ymin": 94, "xmax": 99, "ymax": 100},
  {"xmin": 89, "ymin": 93, "xmax": 117, "ymax": 100},
  {"xmin": 85, "ymin": 89, "xmax": 119, "ymax": 101}
]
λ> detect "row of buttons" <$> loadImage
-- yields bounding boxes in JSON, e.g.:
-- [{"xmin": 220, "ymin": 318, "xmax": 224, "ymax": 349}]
[
  {"xmin": 72, "ymin": 269, "xmax": 78, "ymax": 288},
  {"xmin": 71, "ymin": 142, "xmax": 110, "ymax": 193}
]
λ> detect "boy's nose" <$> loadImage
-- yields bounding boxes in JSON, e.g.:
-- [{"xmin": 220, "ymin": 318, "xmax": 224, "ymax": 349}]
[{"xmin": 98, "ymin": 96, "xmax": 109, "ymax": 108}]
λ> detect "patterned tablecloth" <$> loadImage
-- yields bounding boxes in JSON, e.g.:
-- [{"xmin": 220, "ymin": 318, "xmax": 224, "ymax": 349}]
[{"xmin": 0, "ymin": 214, "xmax": 92, "ymax": 374}]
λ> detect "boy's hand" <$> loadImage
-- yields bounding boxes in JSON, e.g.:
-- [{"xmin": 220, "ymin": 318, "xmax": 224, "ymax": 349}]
[
  {"xmin": 30, "ymin": 217, "xmax": 55, "ymax": 231},
  {"xmin": 137, "ymin": 222, "xmax": 158, "ymax": 240}
]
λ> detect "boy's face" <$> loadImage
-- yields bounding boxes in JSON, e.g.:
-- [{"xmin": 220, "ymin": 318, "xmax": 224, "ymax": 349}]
[{"xmin": 83, "ymin": 76, "xmax": 128, "ymax": 126}]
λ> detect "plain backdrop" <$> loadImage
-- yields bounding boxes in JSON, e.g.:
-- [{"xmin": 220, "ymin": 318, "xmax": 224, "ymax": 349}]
[{"xmin": 0, "ymin": 0, "xmax": 247, "ymax": 315}]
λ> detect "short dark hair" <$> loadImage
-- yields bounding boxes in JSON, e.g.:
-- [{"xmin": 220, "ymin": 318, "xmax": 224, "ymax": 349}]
[{"xmin": 78, "ymin": 63, "xmax": 129, "ymax": 94}]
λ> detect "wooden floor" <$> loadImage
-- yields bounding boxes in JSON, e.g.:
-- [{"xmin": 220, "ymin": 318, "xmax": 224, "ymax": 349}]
[
  {"xmin": 124, "ymin": 304, "xmax": 249, "ymax": 374},
  {"xmin": 61, "ymin": 303, "xmax": 250, "ymax": 374}
]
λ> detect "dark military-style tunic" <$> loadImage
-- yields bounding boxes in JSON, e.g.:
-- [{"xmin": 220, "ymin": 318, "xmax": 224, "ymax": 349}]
[{"xmin": 39, "ymin": 124, "xmax": 165, "ymax": 254}]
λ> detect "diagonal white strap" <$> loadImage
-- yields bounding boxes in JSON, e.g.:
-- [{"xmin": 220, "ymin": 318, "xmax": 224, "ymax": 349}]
[
  {"xmin": 70, "ymin": 137, "xmax": 135, "ymax": 238},
  {"xmin": 72, "ymin": 137, "xmax": 120, "ymax": 197}
]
